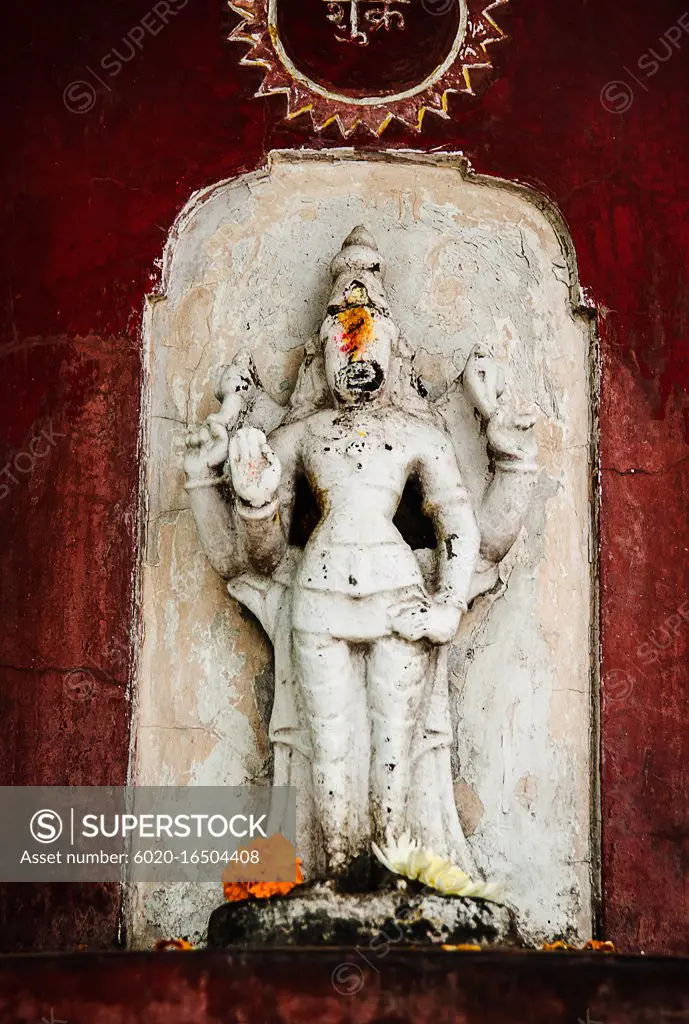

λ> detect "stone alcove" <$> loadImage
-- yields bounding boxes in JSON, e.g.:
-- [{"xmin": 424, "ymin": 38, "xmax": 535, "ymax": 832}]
[{"xmin": 129, "ymin": 149, "xmax": 597, "ymax": 948}]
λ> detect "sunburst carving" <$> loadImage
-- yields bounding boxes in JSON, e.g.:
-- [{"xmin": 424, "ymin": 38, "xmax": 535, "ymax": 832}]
[{"xmin": 227, "ymin": 0, "xmax": 510, "ymax": 137}]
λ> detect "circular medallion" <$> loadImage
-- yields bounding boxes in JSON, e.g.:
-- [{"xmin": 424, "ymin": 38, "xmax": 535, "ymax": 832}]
[{"xmin": 228, "ymin": 0, "xmax": 510, "ymax": 135}]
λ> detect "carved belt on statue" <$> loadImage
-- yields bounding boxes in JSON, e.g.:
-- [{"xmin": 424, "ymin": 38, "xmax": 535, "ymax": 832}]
[{"xmin": 292, "ymin": 585, "xmax": 430, "ymax": 642}]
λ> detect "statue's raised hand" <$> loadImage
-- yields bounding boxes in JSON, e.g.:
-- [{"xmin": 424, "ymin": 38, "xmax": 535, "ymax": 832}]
[
  {"xmin": 462, "ymin": 344, "xmax": 537, "ymax": 468},
  {"xmin": 184, "ymin": 415, "xmax": 230, "ymax": 480},
  {"xmin": 462, "ymin": 344, "xmax": 505, "ymax": 422},
  {"xmin": 229, "ymin": 426, "xmax": 282, "ymax": 509},
  {"xmin": 486, "ymin": 408, "xmax": 537, "ymax": 466}
]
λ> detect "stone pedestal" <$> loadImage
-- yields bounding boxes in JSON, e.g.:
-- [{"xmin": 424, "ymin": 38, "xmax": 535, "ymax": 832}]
[{"xmin": 207, "ymin": 882, "xmax": 519, "ymax": 950}]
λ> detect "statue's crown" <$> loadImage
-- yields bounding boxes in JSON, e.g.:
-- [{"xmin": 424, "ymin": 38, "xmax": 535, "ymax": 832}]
[{"xmin": 330, "ymin": 225, "xmax": 384, "ymax": 279}]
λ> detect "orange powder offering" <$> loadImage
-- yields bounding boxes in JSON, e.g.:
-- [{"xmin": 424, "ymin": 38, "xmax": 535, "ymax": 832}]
[
  {"xmin": 337, "ymin": 306, "xmax": 374, "ymax": 357},
  {"xmin": 222, "ymin": 833, "xmax": 303, "ymax": 903}
]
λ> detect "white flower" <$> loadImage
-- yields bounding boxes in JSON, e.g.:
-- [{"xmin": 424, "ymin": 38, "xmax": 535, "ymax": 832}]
[{"xmin": 372, "ymin": 832, "xmax": 504, "ymax": 904}]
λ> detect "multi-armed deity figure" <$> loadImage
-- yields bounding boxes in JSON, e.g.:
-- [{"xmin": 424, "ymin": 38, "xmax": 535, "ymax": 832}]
[{"xmin": 184, "ymin": 227, "xmax": 538, "ymax": 885}]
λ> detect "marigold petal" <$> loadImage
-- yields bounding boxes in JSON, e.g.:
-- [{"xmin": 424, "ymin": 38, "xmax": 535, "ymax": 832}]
[
  {"xmin": 154, "ymin": 938, "xmax": 194, "ymax": 951},
  {"xmin": 223, "ymin": 882, "xmax": 252, "ymax": 903}
]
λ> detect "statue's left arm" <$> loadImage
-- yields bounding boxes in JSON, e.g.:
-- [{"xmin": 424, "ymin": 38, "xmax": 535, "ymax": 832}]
[
  {"xmin": 461, "ymin": 345, "xmax": 539, "ymax": 570},
  {"xmin": 416, "ymin": 429, "xmax": 482, "ymax": 612},
  {"xmin": 390, "ymin": 430, "xmax": 480, "ymax": 645}
]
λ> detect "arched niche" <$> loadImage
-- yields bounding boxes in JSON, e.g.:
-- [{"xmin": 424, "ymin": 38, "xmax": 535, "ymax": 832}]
[{"xmin": 129, "ymin": 150, "xmax": 598, "ymax": 948}]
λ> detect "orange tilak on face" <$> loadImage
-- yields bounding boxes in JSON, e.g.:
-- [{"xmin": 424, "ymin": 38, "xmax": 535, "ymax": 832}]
[{"xmin": 337, "ymin": 306, "xmax": 374, "ymax": 359}]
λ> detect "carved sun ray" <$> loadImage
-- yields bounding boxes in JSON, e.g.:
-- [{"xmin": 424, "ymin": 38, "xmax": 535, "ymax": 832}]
[{"xmin": 226, "ymin": 0, "xmax": 510, "ymax": 137}]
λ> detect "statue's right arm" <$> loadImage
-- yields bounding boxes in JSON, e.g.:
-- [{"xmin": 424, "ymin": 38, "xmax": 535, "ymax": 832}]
[
  {"xmin": 183, "ymin": 350, "xmax": 265, "ymax": 580},
  {"xmin": 230, "ymin": 421, "xmax": 304, "ymax": 576},
  {"xmin": 184, "ymin": 419, "xmax": 247, "ymax": 581}
]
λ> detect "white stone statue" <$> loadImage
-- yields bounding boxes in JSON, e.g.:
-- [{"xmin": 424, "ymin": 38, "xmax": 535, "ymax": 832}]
[{"xmin": 184, "ymin": 227, "xmax": 538, "ymax": 885}]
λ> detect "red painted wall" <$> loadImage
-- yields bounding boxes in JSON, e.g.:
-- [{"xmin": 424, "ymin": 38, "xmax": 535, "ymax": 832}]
[
  {"xmin": 1, "ymin": 0, "xmax": 687, "ymax": 953},
  {"xmin": 2, "ymin": 951, "xmax": 689, "ymax": 1024}
]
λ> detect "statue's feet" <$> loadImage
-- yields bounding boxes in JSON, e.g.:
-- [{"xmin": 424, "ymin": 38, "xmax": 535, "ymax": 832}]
[{"xmin": 326, "ymin": 849, "xmax": 383, "ymax": 894}]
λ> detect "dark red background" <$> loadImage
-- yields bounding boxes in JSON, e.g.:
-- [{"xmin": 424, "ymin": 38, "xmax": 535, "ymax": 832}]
[
  {"xmin": 2, "ymin": 951, "xmax": 689, "ymax": 1024},
  {"xmin": 1, "ymin": 0, "xmax": 687, "ymax": 954}
]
